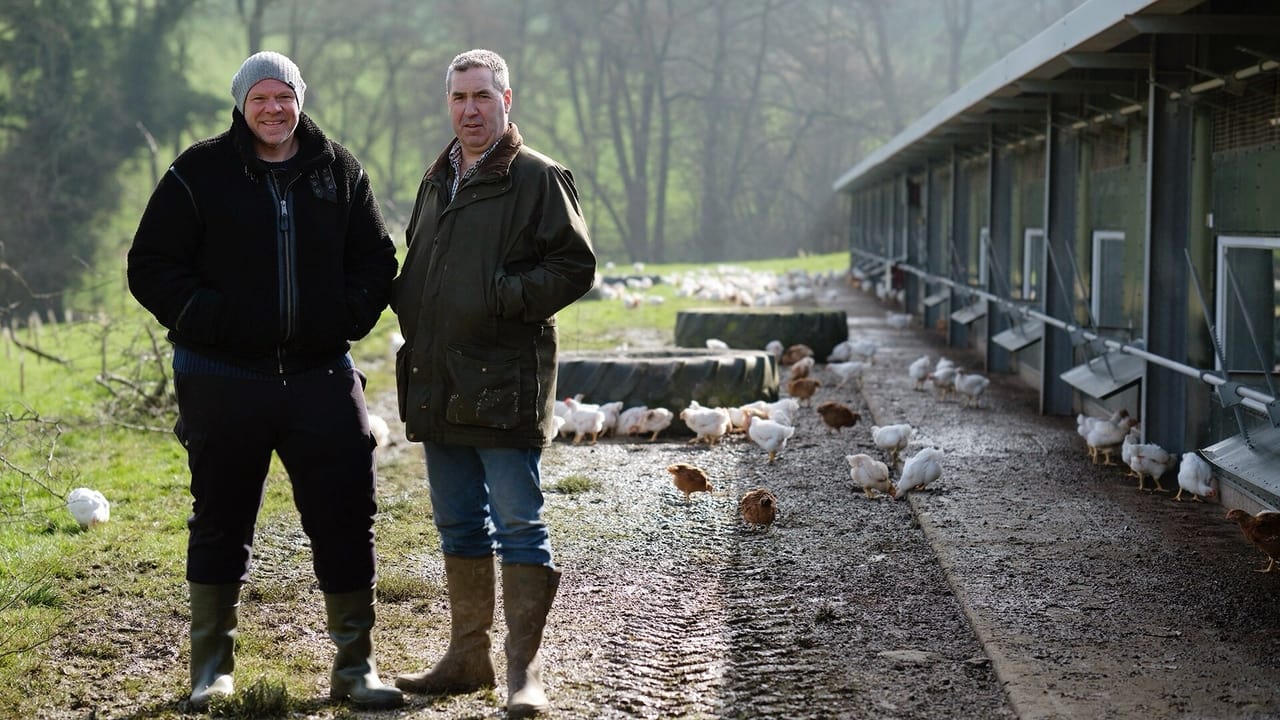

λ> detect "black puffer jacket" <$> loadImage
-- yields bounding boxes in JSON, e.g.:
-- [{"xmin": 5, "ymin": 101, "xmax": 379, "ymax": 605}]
[
  {"xmin": 394, "ymin": 124, "xmax": 596, "ymax": 447},
  {"xmin": 128, "ymin": 110, "xmax": 396, "ymax": 374}
]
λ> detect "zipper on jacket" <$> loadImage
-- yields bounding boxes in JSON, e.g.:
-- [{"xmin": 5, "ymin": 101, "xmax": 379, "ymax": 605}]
[{"xmin": 268, "ymin": 176, "xmax": 299, "ymax": 359}]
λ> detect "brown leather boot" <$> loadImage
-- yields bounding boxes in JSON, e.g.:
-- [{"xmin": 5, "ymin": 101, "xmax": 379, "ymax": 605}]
[
  {"xmin": 502, "ymin": 563, "xmax": 561, "ymax": 717},
  {"xmin": 395, "ymin": 554, "xmax": 497, "ymax": 694}
]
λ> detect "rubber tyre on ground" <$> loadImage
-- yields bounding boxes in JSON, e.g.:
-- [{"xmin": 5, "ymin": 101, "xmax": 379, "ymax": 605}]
[
  {"xmin": 555, "ymin": 348, "xmax": 779, "ymax": 435},
  {"xmin": 674, "ymin": 307, "xmax": 849, "ymax": 361}
]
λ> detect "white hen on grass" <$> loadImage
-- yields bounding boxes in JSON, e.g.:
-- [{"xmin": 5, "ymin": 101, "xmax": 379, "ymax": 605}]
[{"xmin": 67, "ymin": 488, "xmax": 110, "ymax": 529}]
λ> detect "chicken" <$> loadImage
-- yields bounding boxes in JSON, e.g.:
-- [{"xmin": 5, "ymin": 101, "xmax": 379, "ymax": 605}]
[
  {"xmin": 871, "ymin": 423, "xmax": 914, "ymax": 465},
  {"xmin": 739, "ymin": 487, "xmax": 778, "ymax": 529},
  {"xmin": 765, "ymin": 339, "xmax": 784, "ymax": 362},
  {"xmin": 953, "ymin": 370, "xmax": 991, "ymax": 409},
  {"xmin": 679, "ymin": 401, "xmax": 732, "ymax": 445},
  {"xmin": 705, "ymin": 338, "xmax": 730, "ymax": 350},
  {"xmin": 895, "ymin": 447, "xmax": 944, "ymax": 499},
  {"xmin": 745, "ymin": 414, "xmax": 796, "ymax": 464},
  {"xmin": 66, "ymin": 488, "xmax": 110, "ymax": 529},
  {"xmin": 847, "ymin": 453, "xmax": 893, "ymax": 499},
  {"xmin": 848, "ymin": 338, "xmax": 878, "ymax": 364},
  {"xmin": 827, "ymin": 360, "xmax": 870, "ymax": 390},
  {"xmin": 616, "ymin": 406, "xmax": 648, "ymax": 436},
  {"xmin": 908, "ymin": 355, "xmax": 931, "ymax": 391},
  {"xmin": 788, "ymin": 356, "xmax": 816, "ymax": 381},
  {"xmin": 554, "ymin": 395, "xmax": 582, "ymax": 440},
  {"xmin": 886, "ymin": 312, "xmax": 912, "ymax": 329},
  {"xmin": 1225, "ymin": 509, "xmax": 1280, "ymax": 573},
  {"xmin": 1127, "ymin": 437, "xmax": 1177, "ymax": 492},
  {"xmin": 780, "ymin": 343, "xmax": 813, "ymax": 366},
  {"xmin": 786, "ymin": 376, "xmax": 821, "ymax": 406},
  {"xmin": 815, "ymin": 401, "xmax": 859, "ymax": 433},
  {"xmin": 927, "ymin": 361, "xmax": 958, "ymax": 401},
  {"xmin": 368, "ymin": 413, "xmax": 391, "ymax": 449},
  {"xmin": 563, "ymin": 397, "xmax": 607, "ymax": 444},
  {"xmin": 1175, "ymin": 452, "xmax": 1216, "ymax": 502},
  {"xmin": 596, "ymin": 400, "xmax": 625, "ymax": 437},
  {"xmin": 1077, "ymin": 408, "xmax": 1131, "ymax": 450},
  {"xmin": 1086, "ymin": 414, "xmax": 1137, "ymax": 465},
  {"xmin": 827, "ymin": 339, "xmax": 854, "ymax": 362},
  {"xmin": 667, "ymin": 463, "xmax": 714, "ymax": 503},
  {"xmin": 637, "ymin": 407, "xmax": 674, "ymax": 441}
]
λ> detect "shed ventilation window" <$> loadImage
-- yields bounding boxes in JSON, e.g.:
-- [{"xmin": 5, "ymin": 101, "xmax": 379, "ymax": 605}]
[
  {"xmin": 1212, "ymin": 74, "xmax": 1279, "ymax": 152},
  {"xmin": 1090, "ymin": 124, "xmax": 1129, "ymax": 171},
  {"xmin": 1216, "ymin": 236, "xmax": 1280, "ymax": 376}
]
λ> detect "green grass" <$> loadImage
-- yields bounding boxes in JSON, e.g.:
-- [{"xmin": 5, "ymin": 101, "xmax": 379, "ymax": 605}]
[
  {"xmin": 559, "ymin": 251, "xmax": 849, "ymax": 351},
  {"xmin": 0, "ymin": 250, "xmax": 850, "ymax": 717}
]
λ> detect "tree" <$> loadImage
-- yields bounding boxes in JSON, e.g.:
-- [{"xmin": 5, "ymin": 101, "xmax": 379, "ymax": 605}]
[{"xmin": 0, "ymin": 0, "xmax": 213, "ymax": 322}]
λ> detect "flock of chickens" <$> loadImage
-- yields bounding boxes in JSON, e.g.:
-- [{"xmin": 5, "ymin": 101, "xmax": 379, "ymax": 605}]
[
  {"xmin": 552, "ymin": 329, "xmax": 978, "ymax": 531},
  {"xmin": 1075, "ymin": 405, "xmax": 1280, "ymax": 573}
]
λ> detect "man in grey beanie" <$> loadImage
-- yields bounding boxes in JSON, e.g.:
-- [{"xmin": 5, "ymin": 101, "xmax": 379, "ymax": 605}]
[{"xmin": 128, "ymin": 50, "xmax": 402, "ymax": 710}]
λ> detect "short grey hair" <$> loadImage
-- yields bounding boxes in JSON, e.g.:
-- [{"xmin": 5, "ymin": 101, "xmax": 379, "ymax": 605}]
[{"xmin": 446, "ymin": 49, "xmax": 509, "ymax": 95}]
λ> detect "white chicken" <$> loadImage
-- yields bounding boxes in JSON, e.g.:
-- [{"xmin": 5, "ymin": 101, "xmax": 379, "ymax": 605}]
[
  {"xmin": 764, "ymin": 339, "xmax": 784, "ymax": 362},
  {"xmin": 745, "ymin": 414, "xmax": 796, "ymax": 464},
  {"xmin": 827, "ymin": 360, "xmax": 870, "ymax": 390},
  {"xmin": 67, "ymin": 488, "xmax": 110, "ymax": 529},
  {"xmin": 368, "ymin": 413, "xmax": 391, "ymax": 449},
  {"xmin": 1175, "ymin": 452, "xmax": 1216, "ymax": 502},
  {"xmin": 908, "ymin": 355, "xmax": 931, "ymax": 391},
  {"xmin": 826, "ymin": 339, "xmax": 854, "ymax": 363},
  {"xmin": 847, "ymin": 454, "xmax": 893, "ymax": 499},
  {"xmin": 871, "ymin": 423, "xmax": 914, "ymax": 465},
  {"xmin": 1085, "ymin": 414, "xmax": 1138, "ymax": 465},
  {"xmin": 927, "ymin": 361, "xmax": 958, "ymax": 401},
  {"xmin": 741, "ymin": 398, "xmax": 800, "ymax": 426},
  {"xmin": 705, "ymin": 338, "xmax": 730, "ymax": 350},
  {"xmin": 680, "ymin": 401, "xmax": 732, "ymax": 445},
  {"xmin": 637, "ymin": 407, "xmax": 674, "ymax": 441},
  {"xmin": 616, "ymin": 405, "xmax": 648, "ymax": 436},
  {"xmin": 848, "ymin": 338, "xmax": 878, "ymax": 364},
  {"xmin": 1077, "ymin": 408, "xmax": 1131, "ymax": 450},
  {"xmin": 895, "ymin": 447, "xmax": 944, "ymax": 499},
  {"xmin": 597, "ymin": 401, "xmax": 625, "ymax": 437},
  {"xmin": 563, "ymin": 397, "xmax": 607, "ymax": 444},
  {"xmin": 953, "ymin": 370, "xmax": 991, "ymax": 409},
  {"xmin": 1127, "ymin": 437, "xmax": 1177, "ymax": 492},
  {"xmin": 886, "ymin": 312, "xmax": 912, "ymax": 329}
]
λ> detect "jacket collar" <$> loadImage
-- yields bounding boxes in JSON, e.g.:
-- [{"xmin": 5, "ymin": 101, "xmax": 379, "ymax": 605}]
[
  {"xmin": 229, "ymin": 108, "xmax": 334, "ymax": 173},
  {"xmin": 426, "ymin": 122, "xmax": 523, "ymax": 185}
]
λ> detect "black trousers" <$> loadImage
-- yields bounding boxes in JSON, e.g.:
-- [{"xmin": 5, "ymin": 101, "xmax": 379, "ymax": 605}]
[{"xmin": 174, "ymin": 362, "xmax": 379, "ymax": 592}]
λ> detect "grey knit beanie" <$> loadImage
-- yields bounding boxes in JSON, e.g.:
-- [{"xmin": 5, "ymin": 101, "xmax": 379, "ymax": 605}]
[{"xmin": 231, "ymin": 51, "xmax": 306, "ymax": 114}]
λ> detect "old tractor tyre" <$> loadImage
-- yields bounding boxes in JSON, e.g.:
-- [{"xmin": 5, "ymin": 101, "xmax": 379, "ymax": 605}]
[
  {"xmin": 674, "ymin": 306, "xmax": 849, "ymax": 361},
  {"xmin": 556, "ymin": 348, "xmax": 779, "ymax": 435}
]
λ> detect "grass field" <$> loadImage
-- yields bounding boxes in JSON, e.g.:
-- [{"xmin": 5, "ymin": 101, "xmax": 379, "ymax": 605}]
[{"xmin": 0, "ymin": 251, "xmax": 848, "ymax": 715}]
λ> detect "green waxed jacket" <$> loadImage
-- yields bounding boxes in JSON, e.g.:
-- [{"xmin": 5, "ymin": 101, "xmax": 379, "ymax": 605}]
[{"xmin": 393, "ymin": 123, "xmax": 596, "ymax": 447}]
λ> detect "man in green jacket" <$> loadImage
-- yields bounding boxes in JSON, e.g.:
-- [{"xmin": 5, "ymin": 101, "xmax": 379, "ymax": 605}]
[{"xmin": 391, "ymin": 49, "xmax": 596, "ymax": 717}]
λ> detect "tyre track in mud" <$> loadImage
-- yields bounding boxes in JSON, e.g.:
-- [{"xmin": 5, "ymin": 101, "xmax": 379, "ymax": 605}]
[{"xmin": 542, "ymin": 397, "xmax": 1012, "ymax": 719}]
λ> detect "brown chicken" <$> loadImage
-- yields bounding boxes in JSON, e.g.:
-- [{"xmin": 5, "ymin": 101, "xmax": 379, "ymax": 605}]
[
  {"xmin": 666, "ymin": 463, "xmax": 713, "ymax": 503},
  {"xmin": 816, "ymin": 401, "xmax": 860, "ymax": 433},
  {"xmin": 780, "ymin": 343, "xmax": 814, "ymax": 366},
  {"xmin": 1226, "ymin": 509, "xmax": 1280, "ymax": 573},
  {"xmin": 786, "ymin": 377, "xmax": 821, "ymax": 406},
  {"xmin": 739, "ymin": 487, "xmax": 777, "ymax": 530}
]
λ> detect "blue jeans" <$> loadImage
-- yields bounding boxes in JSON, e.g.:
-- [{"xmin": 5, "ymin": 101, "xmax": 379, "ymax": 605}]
[{"xmin": 422, "ymin": 442, "xmax": 553, "ymax": 567}]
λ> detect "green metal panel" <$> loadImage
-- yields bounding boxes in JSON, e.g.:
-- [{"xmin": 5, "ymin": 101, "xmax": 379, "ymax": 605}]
[{"xmin": 1212, "ymin": 147, "xmax": 1280, "ymax": 232}]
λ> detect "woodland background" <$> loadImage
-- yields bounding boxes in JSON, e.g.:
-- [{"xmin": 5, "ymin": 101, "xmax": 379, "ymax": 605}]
[{"xmin": 0, "ymin": 0, "xmax": 1086, "ymax": 324}]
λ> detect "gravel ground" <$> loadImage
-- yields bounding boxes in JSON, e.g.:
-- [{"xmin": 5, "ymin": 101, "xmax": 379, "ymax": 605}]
[{"xmin": 32, "ymin": 281, "xmax": 1280, "ymax": 720}]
